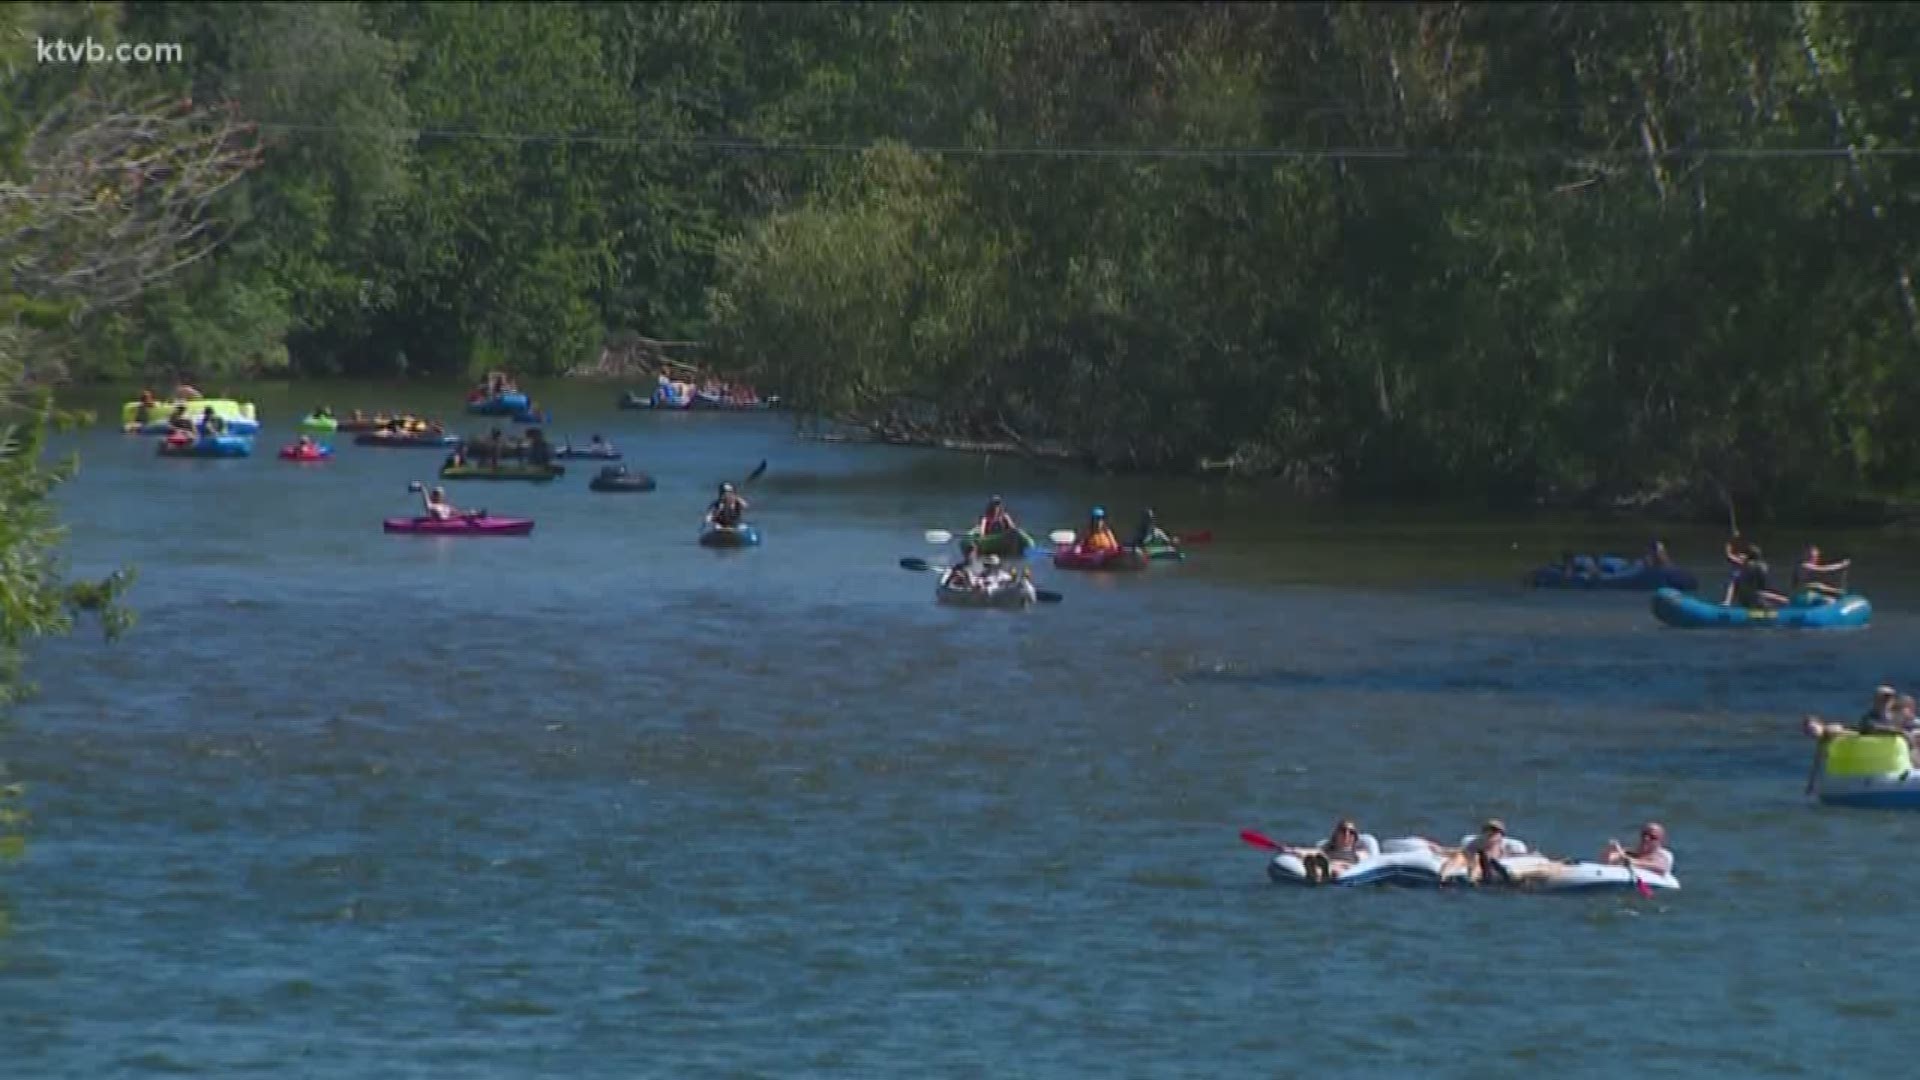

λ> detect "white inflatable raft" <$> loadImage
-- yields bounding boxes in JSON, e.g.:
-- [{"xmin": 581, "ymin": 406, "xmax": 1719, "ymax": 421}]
[
  {"xmin": 1267, "ymin": 836, "xmax": 1531, "ymax": 888},
  {"xmin": 1491, "ymin": 854, "xmax": 1680, "ymax": 893},
  {"xmin": 934, "ymin": 574, "xmax": 1037, "ymax": 609}
]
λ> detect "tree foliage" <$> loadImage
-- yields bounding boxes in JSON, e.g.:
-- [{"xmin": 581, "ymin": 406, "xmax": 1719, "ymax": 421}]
[{"xmin": 14, "ymin": 1, "xmax": 1920, "ymax": 515}]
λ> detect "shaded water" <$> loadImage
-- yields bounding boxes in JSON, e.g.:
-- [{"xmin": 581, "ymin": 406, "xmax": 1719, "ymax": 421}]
[{"xmin": 3, "ymin": 381, "xmax": 1917, "ymax": 1076}]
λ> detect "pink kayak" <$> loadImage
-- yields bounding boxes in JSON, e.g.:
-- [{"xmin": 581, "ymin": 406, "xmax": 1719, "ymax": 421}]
[{"xmin": 382, "ymin": 514, "xmax": 534, "ymax": 536}]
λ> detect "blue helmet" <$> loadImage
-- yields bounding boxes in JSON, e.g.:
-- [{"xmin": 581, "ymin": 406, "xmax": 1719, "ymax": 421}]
[{"xmin": 1091, "ymin": 507, "xmax": 1106, "ymax": 518}]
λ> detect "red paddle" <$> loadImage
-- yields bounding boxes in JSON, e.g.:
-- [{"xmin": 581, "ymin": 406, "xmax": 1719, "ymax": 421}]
[{"xmin": 1239, "ymin": 828, "xmax": 1284, "ymax": 852}]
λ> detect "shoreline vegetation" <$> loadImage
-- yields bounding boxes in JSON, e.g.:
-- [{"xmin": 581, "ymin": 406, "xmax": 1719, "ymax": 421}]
[{"xmin": 9, "ymin": 3, "xmax": 1920, "ymax": 534}]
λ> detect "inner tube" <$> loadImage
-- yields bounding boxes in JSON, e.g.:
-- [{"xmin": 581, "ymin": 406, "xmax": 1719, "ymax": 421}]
[{"xmin": 588, "ymin": 468, "xmax": 656, "ymax": 492}]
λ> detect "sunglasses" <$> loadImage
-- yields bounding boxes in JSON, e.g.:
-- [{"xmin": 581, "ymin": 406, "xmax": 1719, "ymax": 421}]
[
  {"xmin": 1641, "ymin": 830, "xmax": 1660, "ymax": 840},
  {"xmin": 1335, "ymin": 825, "xmax": 1356, "ymax": 835}
]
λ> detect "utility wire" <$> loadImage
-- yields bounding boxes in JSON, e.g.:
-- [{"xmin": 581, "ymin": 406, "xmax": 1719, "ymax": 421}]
[{"xmin": 253, "ymin": 121, "xmax": 1920, "ymax": 161}]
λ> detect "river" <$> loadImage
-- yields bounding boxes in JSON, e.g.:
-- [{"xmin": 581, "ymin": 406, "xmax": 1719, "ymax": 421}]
[{"xmin": 3, "ymin": 379, "xmax": 1916, "ymax": 1077}]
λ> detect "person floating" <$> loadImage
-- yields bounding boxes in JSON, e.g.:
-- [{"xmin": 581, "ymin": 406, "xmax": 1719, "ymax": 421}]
[
  {"xmin": 1645, "ymin": 540, "xmax": 1673, "ymax": 568},
  {"xmin": 1282, "ymin": 818, "xmax": 1381, "ymax": 884},
  {"xmin": 167, "ymin": 405, "xmax": 193, "ymax": 432},
  {"xmin": 1432, "ymin": 819, "xmax": 1527, "ymax": 883},
  {"xmin": 195, "ymin": 406, "xmax": 224, "ymax": 438},
  {"xmin": 706, "ymin": 482, "xmax": 749, "ymax": 529},
  {"xmin": 1792, "ymin": 544, "xmax": 1852, "ymax": 600},
  {"xmin": 1602, "ymin": 822, "xmax": 1673, "ymax": 876},
  {"xmin": 1079, "ymin": 507, "xmax": 1120, "ymax": 553}
]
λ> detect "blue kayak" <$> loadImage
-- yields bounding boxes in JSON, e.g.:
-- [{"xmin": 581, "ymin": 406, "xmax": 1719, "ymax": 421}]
[
  {"xmin": 699, "ymin": 524, "xmax": 761, "ymax": 548},
  {"xmin": 1652, "ymin": 587, "xmax": 1872, "ymax": 629},
  {"xmin": 1530, "ymin": 557, "xmax": 1698, "ymax": 591}
]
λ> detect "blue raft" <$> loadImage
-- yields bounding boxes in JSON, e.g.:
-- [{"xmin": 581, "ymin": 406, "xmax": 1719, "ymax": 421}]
[
  {"xmin": 467, "ymin": 391, "xmax": 531, "ymax": 416},
  {"xmin": 1530, "ymin": 557, "xmax": 1699, "ymax": 591},
  {"xmin": 1652, "ymin": 587, "xmax": 1871, "ymax": 629}
]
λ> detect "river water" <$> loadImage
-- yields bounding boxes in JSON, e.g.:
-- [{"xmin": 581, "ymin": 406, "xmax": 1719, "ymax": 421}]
[{"xmin": 4, "ymin": 381, "xmax": 1917, "ymax": 1077}]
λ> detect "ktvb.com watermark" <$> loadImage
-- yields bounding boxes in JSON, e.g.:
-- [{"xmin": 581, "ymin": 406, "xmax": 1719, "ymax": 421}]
[{"xmin": 36, "ymin": 36, "xmax": 184, "ymax": 65}]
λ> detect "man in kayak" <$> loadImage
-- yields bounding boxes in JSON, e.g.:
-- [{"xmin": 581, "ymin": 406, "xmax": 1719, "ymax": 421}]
[
  {"xmin": 1132, "ymin": 508, "xmax": 1175, "ymax": 549},
  {"xmin": 1792, "ymin": 544, "xmax": 1852, "ymax": 599},
  {"xmin": 975, "ymin": 496, "xmax": 1020, "ymax": 538},
  {"xmin": 1078, "ymin": 507, "xmax": 1120, "ymax": 553},
  {"xmin": 1601, "ymin": 821, "xmax": 1673, "ymax": 876},
  {"xmin": 1282, "ymin": 818, "xmax": 1381, "ymax": 883},
  {"xmin": 421, "ymin": 485, "xmax": 465, "ymax": 521},
  {"xmin": 706, "ymin": 482, "xmax": 749, "ymax": 529}
]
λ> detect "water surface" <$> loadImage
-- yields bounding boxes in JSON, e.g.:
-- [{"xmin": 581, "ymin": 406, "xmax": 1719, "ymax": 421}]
[{"xmin": 3, "ymin": 381, "xmax": 1914, "ymax": 1076}]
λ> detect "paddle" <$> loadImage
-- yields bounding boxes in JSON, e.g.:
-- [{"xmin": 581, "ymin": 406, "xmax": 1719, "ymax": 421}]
[
  {"xmin": 896, "ymin": 558, "xmax": 1062, "ymax": 603},
  {"xmin": 1238, "ymin": 828, "xmax": 1285, "ymax": 852},
  {"xmin": 1609, "ymin": 841, "xmax": 1655, "ymax": 898}
]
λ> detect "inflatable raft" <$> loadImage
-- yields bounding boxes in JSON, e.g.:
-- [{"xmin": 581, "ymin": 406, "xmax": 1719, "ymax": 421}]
[
  {"xmin": 157, "ymin": 434, "xmax": 252, "ymax": 458},
  {"xmin": 1529, "ymin": 557, "xmax": 1699, "ymax": 591},
  {"xmin": 699, "ymin": 523, "xmax": 761, "ymax": 547},
  {"xmin": 278, "ymin": 442, "xmax": 332, "ymax": 461},
  {"xmin": 355, "ymin": 433, "xmax": 457, "ymax": 449},
  {"xmin": 1053, "ymin": 542, "xmax": 1181, "ymax": 571},
  {"xmin": 1267, "ymin": 838, "xmax": 1455, "ymax": 887},
  {"xmin": 466, "ymin": 391, "xmax": 531, "ymax": 415},
  {"xmin": 935, "ymin": 575, "xmax": 1038, "ymax": 609},
  {"xmin": 1491, "ymin": 854, "xmax": 1680, "ymax": 893},
  {"xmin": 588, "ymin": 467, "xmax": 656, "ymax": 492},
  {"xmin": 1812, "ymin": 733, "xmax": 1920, "ymax": 809},
  {"xmin": 122, "ymin": 398, "xmax": 256, "ymax": 428},
  {"xmin": 1652, "ymin": 587, "xmax": 1872, "ymax": 629},
  {"xmin": 438, "ymin": 463, "xmax": 564, "ymax": 482},
  {"xmin": 383, "ymin": 514, "xmax": 534, "ymax": 537},
  {"xmin": 967, "ymin": 527, "xmax": 1035, "ymax": 559}
]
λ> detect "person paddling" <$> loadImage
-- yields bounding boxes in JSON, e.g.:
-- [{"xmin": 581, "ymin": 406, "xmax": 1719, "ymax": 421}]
[
  {"xmin": 976, "ymin": 495, "xmax": 1020, "ymax": 538},
  {"xmin": 706, "ymin": 482, "xmax": 749, "ymax": 530},
  {"xmin": 1792, "ymin": 544, "xmax": 1852, "ymax": 600},
  {"xmin": 1132, "ymin": 508, "xmax": 1175, "ymax": 549},
  {"xmin": 1602, "ymin": 822, "xmax": 1673, "ymax": 876},
  {"xmin": 943, "ymin": 539, "xmax": 984, "ymax": 589},
  {"xmin": 1078, "ymin": 507, "xmax": 1120, "ymax": 553},
  {"xmin": 1722, "ymin": 539, "xmax": 1786, "ymax": 608},
  {"xmin": 421, "ymin": 484, "xmax": 464, "ymax": 521}
]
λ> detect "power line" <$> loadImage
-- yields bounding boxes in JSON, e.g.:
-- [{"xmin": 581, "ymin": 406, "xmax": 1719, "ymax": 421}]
[{"xmin": 253, "ymin": 121, "xmax": 1920, "ymax": 161}]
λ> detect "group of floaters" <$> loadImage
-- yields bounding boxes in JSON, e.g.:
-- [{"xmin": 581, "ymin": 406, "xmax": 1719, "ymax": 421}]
[
  {"xmin": 1530, "ymin": 533, "xmax": 1872, "ymax": 630},
  {"xmin": 1802, "ymin": 685, "xmax": 1920, "ymax": 808},
  {"xmin": 1241, "ymin": 817, "xmax": 1677, "ymax": 893}
]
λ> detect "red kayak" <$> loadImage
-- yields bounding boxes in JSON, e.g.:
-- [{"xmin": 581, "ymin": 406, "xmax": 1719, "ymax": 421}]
[
  {"xmin": 1052, "ymin": 546, "xmax": 1150, "ymax": 571},
  {"xmin": 382, "ymin": 514, "xmax": 534, "ymax": 536}
]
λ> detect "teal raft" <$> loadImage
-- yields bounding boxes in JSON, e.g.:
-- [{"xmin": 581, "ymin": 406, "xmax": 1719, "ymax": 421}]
[{"xmin": 1651, "ymin": 587, "xmax": 1872, "ymax": 630}]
